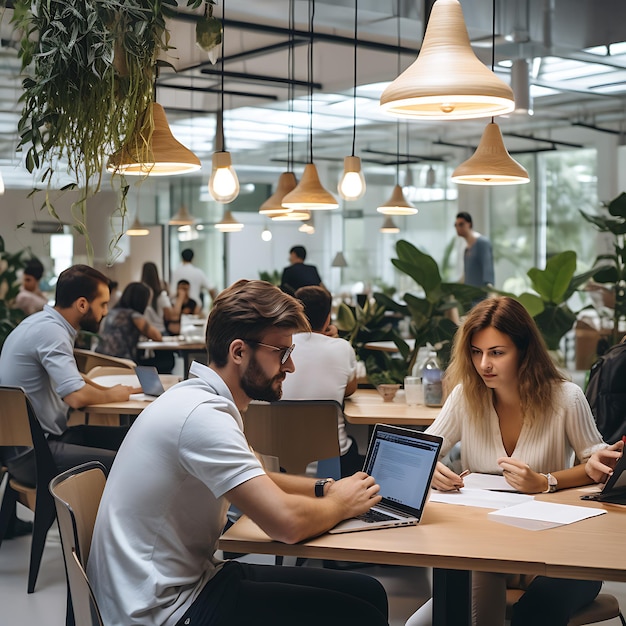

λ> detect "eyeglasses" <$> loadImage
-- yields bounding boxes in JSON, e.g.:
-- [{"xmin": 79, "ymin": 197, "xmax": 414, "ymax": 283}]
[{"xmin": 244, "ymin": 339, "xmax": 295, "ymax": 365}]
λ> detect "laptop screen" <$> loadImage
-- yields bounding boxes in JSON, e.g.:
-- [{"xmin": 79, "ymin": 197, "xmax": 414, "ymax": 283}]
[
  {"xmin": 134, "ymin": 366, "xmax": 166, "ymax": 397},
  {"xmin": 363, "ymin": 425, "xmax": 442, "ymax": 517}
]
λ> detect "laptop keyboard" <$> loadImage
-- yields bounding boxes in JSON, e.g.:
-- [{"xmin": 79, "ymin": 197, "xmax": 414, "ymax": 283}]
[{"xmin": 355, "ymin": 509, "xmax": 398, "ymax": 523}]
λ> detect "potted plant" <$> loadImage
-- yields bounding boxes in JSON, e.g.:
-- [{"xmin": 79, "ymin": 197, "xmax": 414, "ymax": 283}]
[
  {"xmin": 10, "ymin": 0, "xmax": 191, "ymax": 258},
  {"xmin": 580, "ymin": 191, "xmax": 626, "ymax": 346}
]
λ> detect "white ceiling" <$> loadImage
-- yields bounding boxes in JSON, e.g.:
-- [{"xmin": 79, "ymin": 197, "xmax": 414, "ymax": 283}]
[{"xmin": 1, "ymin": 0, "xmax": 625, "ymax": 189}]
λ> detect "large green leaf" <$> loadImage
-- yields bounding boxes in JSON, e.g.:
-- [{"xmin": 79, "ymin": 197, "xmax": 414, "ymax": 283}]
[
  {"xmin": 527, "ymin": 250, "xmax": 576, "ymax": 304},
  {"xmin": 533, "ymin": 305, "xmax": 576, "ymax": 351},
  {"xmin": 393, "ymin": 240, "xmax": 441, "ymax": 295},
  {"xmin": 336, "ymin": 302, "xmax": 356, "ymax": 332},
  {"xmin": 517, "ymin": 292, "xmax": 545, "ymax": 317},
  {"xmin": 607, "ymin": 192, "xmax": 626, "ymax": 219}
]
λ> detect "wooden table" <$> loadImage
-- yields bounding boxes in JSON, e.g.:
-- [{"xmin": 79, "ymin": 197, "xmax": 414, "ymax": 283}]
[
  {"xmin": 344, "ymin": 388, "xmax": 439, "ymax": 426},
  {"xmin": 137, "ymin": 339, "xmax": 207, "ymax": 377},
  {"xmin": 219, "ymin": 489, "xmax": 626, "ymax": 625}
]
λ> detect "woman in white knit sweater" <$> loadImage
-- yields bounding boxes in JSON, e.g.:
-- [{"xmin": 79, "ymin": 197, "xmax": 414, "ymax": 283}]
[{"xmin": 407, "ymin": 296, "xmax": 607, "ymax": 626}]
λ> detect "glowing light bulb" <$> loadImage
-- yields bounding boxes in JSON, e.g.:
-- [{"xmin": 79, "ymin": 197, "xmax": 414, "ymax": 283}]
[
  {"xmin": 337, "ymin": 156, "xmax": 366, "ymax": 201},
  {"xmin": 208, "ymin": 151, "xmax": 240, "ymax": 203}
]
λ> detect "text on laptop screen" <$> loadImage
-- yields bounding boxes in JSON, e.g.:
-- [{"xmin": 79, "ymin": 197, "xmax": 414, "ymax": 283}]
[{"xmin": 364, "ymin": 430, "xmax": 440, "ymax": 512}]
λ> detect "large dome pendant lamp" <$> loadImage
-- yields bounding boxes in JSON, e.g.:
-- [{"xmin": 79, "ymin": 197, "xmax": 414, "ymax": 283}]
[
  {"xmin": 208, "ymin": 0, "xmax": 240, "ymax": 204},
  {"xmin": 451, "ymin": 0, "xmax": 529, "ymax": 186},
  {"xmin": 282, "ymin": 0, "xmax": 338, "ymax": 211},
  {"xmin": 379, "ymin": 0, "xmax": 515, "ymax": 120},
  {"xmin": 337, "ymin": 0, "xmax": 366, "ymax": 201}
]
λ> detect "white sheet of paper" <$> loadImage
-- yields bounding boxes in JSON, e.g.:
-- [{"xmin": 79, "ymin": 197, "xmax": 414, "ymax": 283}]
[
  {"xmin": 129, "ymin": 393, "xmax": 155, "ymax": 402},
  {"xmin": 429, "ymin": 488, "xmax": 533, "ymax": 509},
  {"xmin": 488, "ymin": 500, "xmax": 606, "ymax": 530},
  {"xmin": 462, "ymin": 473, "xmax": 517, "ymax": 492},
  {"xmin": 93, "ymin": 374, "xmax": 140, "ymax": 387}
]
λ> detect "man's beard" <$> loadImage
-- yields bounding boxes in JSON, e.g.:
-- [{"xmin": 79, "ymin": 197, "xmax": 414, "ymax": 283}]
[
  {"xmin": 240, "ymin": 353, "xmax": 285, "ymax": 402},
  {"xmin": 79, "ymin": 306, "xmax": 101, "ymax": 334}
]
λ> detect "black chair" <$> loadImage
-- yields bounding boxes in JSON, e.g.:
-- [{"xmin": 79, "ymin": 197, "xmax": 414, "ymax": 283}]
[{"xmin": 0, "ymin": 385, "xmax": 59, "ymax": 594}]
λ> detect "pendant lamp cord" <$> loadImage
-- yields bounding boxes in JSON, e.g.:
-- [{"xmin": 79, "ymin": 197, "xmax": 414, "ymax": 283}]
[
  {"xmin": 220, "ymin": 0, "xmax": 226, "ymax": 152},
  {"xmin": 288, "ymin": 0, "xmax": 295, "ymax": 171},
  {"xmin": 350, "ymin": 0, "xmax": 358, "ymax": 157},
  {"xmin": 308, "ymin": 0, "xmax": 314, "ymax": 164},
  {"xmin": 395, "ymin": 0, "xmax": 401, "ymax": 183},
  {"xmin": 490, "ymin": 0, "xmax": 496, "ymax": 125}
]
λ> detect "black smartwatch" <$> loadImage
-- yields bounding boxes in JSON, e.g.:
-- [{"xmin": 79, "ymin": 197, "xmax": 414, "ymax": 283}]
[{"xmin": 315, "ymin": 478, "xmax": 334, "ymax": 497}]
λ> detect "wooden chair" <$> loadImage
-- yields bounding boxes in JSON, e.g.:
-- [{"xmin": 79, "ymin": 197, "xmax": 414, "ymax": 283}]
[
  {"xmin": 74, "ymin": 349, "xmax": 136, "ymax": 374},
  {"xmin": 49, "ymin": 461, "xmax": 107, "ymax": 626},
  {"xmin": 506, "ymin": 584, "xmax": 626, "ymax": 625},
  {"xmin": 242, "ymin": 400, "xmax": 342, "ymax": 478},
  {"xmin": 0, "ymin": 385, "xmax": 59, "ymax": 593},
  {"xmin": 86, "ymin": 366, "xmax": 139, "ymax": 380}
]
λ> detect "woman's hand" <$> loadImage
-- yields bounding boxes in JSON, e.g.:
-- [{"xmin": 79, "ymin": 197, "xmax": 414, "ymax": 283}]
[
  {"xmin": 497, "ymin": 457, "xmax": 547, "ymax": 494},
  {"xmin": 585, "ymin": 441, "xmax": 624, "ymax": 484},
  {"xmin": 431, "ymin": 461, "xmax": 466, "ymax": 491}
]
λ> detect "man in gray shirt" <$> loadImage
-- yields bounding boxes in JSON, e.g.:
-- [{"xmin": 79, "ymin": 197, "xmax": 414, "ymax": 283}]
[
  {"xmin": 455, "ymin": 211, "xmax": 495, "ymax": 289},
  {"xmin": 0, "ymin": 264, "xmax": 137, "ymax": 477}
]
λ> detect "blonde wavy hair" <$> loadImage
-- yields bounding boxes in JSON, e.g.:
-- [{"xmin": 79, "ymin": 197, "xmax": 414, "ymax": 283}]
[{"xmin": 444, "ymin": 296, "xmax": 564, "ymax": 423}]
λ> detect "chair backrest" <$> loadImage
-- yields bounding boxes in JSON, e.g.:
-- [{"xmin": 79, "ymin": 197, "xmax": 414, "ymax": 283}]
[
  {"xmin": 0, "ymin": 386, "xmax": 34, "ymax": 448},
  {"xmin": 49, "ymin": 462, "xmax": 107, "ymax": 626},
  {"xmin": 86, "ymin": 366, "xmax": 138, "ymax": 380},
  {"xmin": 74, "ymin": 349, "xmax": 136, "ymax": 374},
  {"xmin": 242, "ymin": 400, "xmax": 342, "ymax": 476}
]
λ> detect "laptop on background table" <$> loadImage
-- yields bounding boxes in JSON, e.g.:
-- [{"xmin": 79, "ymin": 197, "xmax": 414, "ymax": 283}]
[
  {"xmin": 134, "ymin": 365, "xmax": 166, "ymax": 399},
  {"xmin": 329, "ymin": 424, "xmax": 443, "ymax": 534}
]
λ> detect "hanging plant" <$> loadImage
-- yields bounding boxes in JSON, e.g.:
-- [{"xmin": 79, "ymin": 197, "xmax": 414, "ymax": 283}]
[
  {"xmin": 194, "ymin": 0, "xmax": 221, "ymax": 64},
  {"xmin": 10, "ymin": 0, "xmax": 185, "ymax": 260}
]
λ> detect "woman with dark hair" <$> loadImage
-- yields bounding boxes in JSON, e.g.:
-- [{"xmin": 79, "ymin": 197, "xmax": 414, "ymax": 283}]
[
  {"xmin": 96, "ymin": 282, "xmax": 162, "ymax": 362},
  {"xmin": 140, "ymin": 262, "xmax": 176, "ymax": 334},
  {"xmin": 406, "ymin": 296, "xmax": 608, "ymax": 626}
]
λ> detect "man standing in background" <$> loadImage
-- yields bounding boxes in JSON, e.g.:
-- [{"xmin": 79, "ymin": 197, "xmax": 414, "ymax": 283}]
[
  {"xmin": 14, "ymin": 258, "xmax": 48, "ymax": 316},
  {"xmin": 170, "ymin": 248, "xmax": 216, "ymax": 309},
  {"xmin": 280, "ymin": 245, "xmax": 323, "ymax": 295},
  {"xmin": 455, "ymin": 211, "xmax": 494, "ymax": 289}
]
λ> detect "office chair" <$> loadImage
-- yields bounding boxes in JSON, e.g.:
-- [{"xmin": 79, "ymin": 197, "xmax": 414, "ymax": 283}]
[
  {"xmin": 0, "ymin": 385, "xmax": 59, "ymax": 593},
  {"xmin": 49, "ymin": 461, "xmax": 107, "ymax": 626},
  {"xmin": 73, "ymin": 349, "xmax": 136, "ymax": 374}
]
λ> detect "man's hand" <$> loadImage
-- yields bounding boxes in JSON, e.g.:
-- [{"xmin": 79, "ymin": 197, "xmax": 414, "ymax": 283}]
[
  {"xmin": 109, "ymin": 384, "xmax": 138, "ymax": 401},
  {"xmin": 326, "ymin": 472, "xmax": 381, "ymax": 517},
  {"xmin": 585, "ymin": 441, "xmax": 624, "ymax": 484}
]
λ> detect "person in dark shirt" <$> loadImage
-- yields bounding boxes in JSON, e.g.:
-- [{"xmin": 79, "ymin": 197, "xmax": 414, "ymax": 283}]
[{"xmin": 280, "ymin": 245, "xmax": 323, "ymax": 295}]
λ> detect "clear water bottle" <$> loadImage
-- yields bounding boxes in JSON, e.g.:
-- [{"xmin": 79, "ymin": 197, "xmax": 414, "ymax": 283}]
[{"xmin": 422, "ymin": 351, "xmax": 443, "ymax": 407}]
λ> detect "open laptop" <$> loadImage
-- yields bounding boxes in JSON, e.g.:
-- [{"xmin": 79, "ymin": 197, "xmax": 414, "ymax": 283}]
[
  {"xmin": 581, "ymin": 449, "xmax": 626, "ymax": 504},
  {"xmin": 134, "ymin": 365, "xmax": 166, "ymax": 398},
  {"xmin": 329, "ymin": 424, "xmax": 443, "ymax": 534}
]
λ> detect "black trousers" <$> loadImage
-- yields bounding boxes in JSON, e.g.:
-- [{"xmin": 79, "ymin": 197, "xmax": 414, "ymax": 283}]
[
  {"xmin": 510, "ymin": 576, "xmax": 602, "ymax": 626},
  {"xmin": 176, "ymin": 561, "xmax": 389, "ymax": 626}
]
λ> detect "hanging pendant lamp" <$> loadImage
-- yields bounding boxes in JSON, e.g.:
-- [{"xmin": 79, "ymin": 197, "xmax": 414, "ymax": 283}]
[
  {"xmin": 260, "ymin": 172, "xmax": 297, "ymax": 216},
  {"xmin": 126, "ymin": 216, "xmax": 150, "ymax": 236},
  {"xmin": 282, "ymin": 164, "xmax": 338, "ymax": 211},
  {"xmin": 214, "ymin": 209, "xmax": 243, "ymax": 232},
  {"xmin": 169, "ymin": 205, "xmax": 195, "ymax": 226},
  {"xmin": 377, "ymin": 184, "xmax": 417, "ymax": 215},
  {"xmin": 271, "ymin": 209, "xmax": 312, "ymax": 222},
  {"xmin": 379, "ymin": 0, "xmax": 515, "ymax": 120},
  {"xmin": 380, "ymin": 216, "xmax": 400, "ymax": 233},
  {"xmin": 451, "ymin": 122, "xmax": 529, "ymax": 185},
  {"xmin": 107, "ymin": 103, "xmax": 201, "ymax": 176}
]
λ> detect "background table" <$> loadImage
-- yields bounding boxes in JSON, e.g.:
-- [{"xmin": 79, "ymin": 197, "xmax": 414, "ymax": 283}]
[
  {"xmin": 219, "ymin": 489, "xmax": 626, "ymax": 625},
  {"xmin": 344, "ymin": 388, "xmax": 439, "ymax": 426}
]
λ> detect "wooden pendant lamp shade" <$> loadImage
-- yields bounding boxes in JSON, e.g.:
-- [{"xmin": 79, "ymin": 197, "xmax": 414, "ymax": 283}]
[
  {"xmin": 451, "ymin": 122, "xmax": 530, "ymax": 185},
  {"xmin": 259, "ymin": 171, "xmax": 297, "ymax": 216},
  {"xmin": 214, "ymin": 209, "xmax": 243, "ymax": 232},
  {"xmin": 282, "ymin": 164, "xmax": 339, "ymax": 211},
  {"xmin": 126, "ymin": 216, "xmax": 149, "ymax": 236},
  {"xmin": 108, "ymin": 104, "xmax": 201, "ymax": 176},
  {"xmin": 379, "ymin": 0, "xmax": 515, "ymax": 120},
  {"xmin": 169, "ymin": 205, "xmax": 195, "ymax": 226},
  {"xmin": 272, "ymin": 209, "xmax": 312, "ymax": 221},
  {"xmin": 377, "ymin": 184, "xmax": 417, "ymax": 215},
  {"xmin": 380, "ymin": 216, "xmax": 400, "ymax": 233}
]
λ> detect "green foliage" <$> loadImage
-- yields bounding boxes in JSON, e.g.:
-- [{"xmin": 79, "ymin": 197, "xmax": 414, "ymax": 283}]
[
  {"xmin": 389, "ymin": 240, "xmax": 485, "ymax": 371},
  {"xmin": 259, "ymin": 269, "xmax": 281, "ymax": 286},
  {"xmin": 514, "ymin": 250, "xmax": 599, "ymax": 351},
  {"xmin": 10, "ymin": 0, "xmax": 193, "ymax": 259},
  {"xmin": 580, "ymin": 192, "xmax": 626, "ymax": 345},
  {"xmin": 0, "ymin": 237, "xmax": 27, "ymax": 351},
  {"xmin": 335, "ymin": 296, "xmax": 409, "ymax": 384}
]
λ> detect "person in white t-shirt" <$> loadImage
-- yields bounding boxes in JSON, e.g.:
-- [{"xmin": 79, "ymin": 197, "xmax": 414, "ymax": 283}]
[
  {"xmin": 169, "ymin": 248, "xmax": 216, "ymax": 310},
  {"xmin": 281, "ymin": 285, "xmax": 362, "ymax": 476}
]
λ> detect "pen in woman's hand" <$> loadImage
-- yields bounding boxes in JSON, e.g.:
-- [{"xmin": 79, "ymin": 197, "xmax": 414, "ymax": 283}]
[{"xmin": 454, "ymin": 469, "xmax": 470, "ymax": 491}]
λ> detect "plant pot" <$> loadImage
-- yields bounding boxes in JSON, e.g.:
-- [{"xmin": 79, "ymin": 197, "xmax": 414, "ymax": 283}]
[{"xmin": 377, "ymin": 383, "xmax": 401, "ymax": 402}]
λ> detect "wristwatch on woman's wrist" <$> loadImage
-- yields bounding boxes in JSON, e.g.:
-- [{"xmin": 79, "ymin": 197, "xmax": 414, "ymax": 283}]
[
  {"xmin": 315, "ymin": 478, "xmax": 334, "ymax": 497},
  {"xmin": 541, "ymin": 473, "xmax": 558, "ymax": 493}
]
